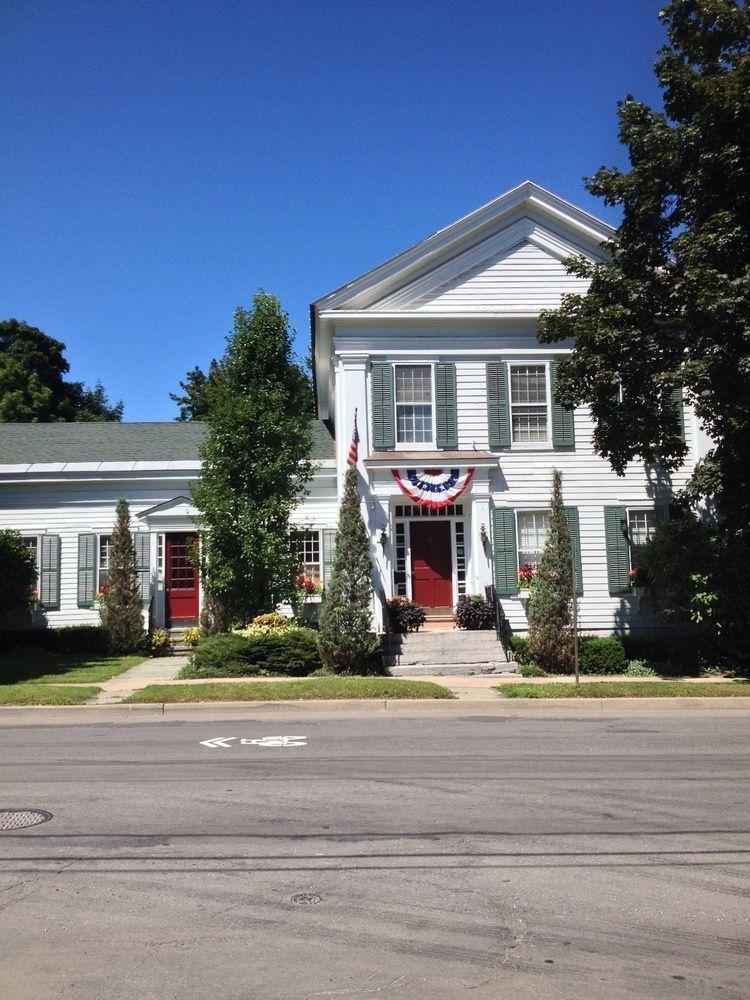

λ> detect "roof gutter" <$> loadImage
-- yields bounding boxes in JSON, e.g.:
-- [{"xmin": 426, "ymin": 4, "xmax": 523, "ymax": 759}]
[{"xmin": 310, "ymin": 302, "xmax": 319, "ymax": 419}]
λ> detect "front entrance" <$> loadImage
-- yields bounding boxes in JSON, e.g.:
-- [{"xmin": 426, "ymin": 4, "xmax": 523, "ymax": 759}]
[
  {"xmin": 410, "ymin": 520, "xmax": 453, "ymax": 609},
  {"xmin": 165, "ymin": 533, "xmax": 199, "ymax": 624}
]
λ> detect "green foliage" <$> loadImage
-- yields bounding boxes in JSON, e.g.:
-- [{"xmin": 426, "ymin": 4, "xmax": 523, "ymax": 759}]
[
  {"xmin": 578, "ymin": 636, "xmax": 628, "ymax": 675},
  {"xmin": 509, "ymin": 634, "xmax": 531, "ymax": 665},
  {"xmin": 181, "ymin": 626, "xmax": 202, "ymax": 648},
  {"xmin": 0, "ymin": 319, "xmax": 122, "ymax": 421},
  {"xmin": 98, "ymin": 500, "xmax": 145, "ymax": 653},
  {"xmin": 386, "ymin": 598, "xmax": 426, "ymax": 634},
  {"xmin": 192, "ymin": 291, "xmax": 313, "ymax": 624},
  {"xmin": 527, "ymin": 471, "xmax": 574, "ymax": 672},
  {"xmin": 150, "ymin": 629, "xmax": 172, "ymax": 656},
  {"xmin": 627, "ymin": 659, "xmax": 658, "ymax": 677},
  {"xmin": 537, "ymin": 1, "xmax": 750, "ymax": 660},
  {"xmin": 453, "ymin": 595, "xmax": 495, "ymax": 630},
  {"xmin": 0, "ymin": 529, "xmax": 38, "ymax": 615},
  {"xmin": 0, "ymin": 625, "xmax": 108, "ymax": 654},
  {"xmin": 246, "ymin": 612, "xmax": 294, "ymax": 632},
  {"xmin": 170, "ymin": 361, "xmax": 220, "ymax": 421},
  {"xmin": 190, "ymin": 628, "xmax": 321, "ymax": 677},
  {"xmin": 517, "ymin": 662, "xmax": 546, "ymax": 678},
  {"xmin": 317, "ymin": 466, "xmax": 381, "ymax": 673}
]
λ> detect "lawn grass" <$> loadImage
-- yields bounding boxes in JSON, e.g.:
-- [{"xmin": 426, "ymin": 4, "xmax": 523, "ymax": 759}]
[
  {"xmin": 0, "ymin": 652, "xmax": 144, "ymax": 685},
  {"xmin": 498, "ymin": 681, "xmax": 750, "ymax": 699},
  {"xmin": 0, "ymin": 684, "xmax": 101, "ymax": 705},
  {"xmin": 124, "ymin": 677, "xmax": 454, "ymax": 703}
]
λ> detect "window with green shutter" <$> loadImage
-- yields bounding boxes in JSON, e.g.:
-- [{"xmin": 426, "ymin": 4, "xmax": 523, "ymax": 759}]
[
  {"xmin": 550, "ymin": 359, "xmax": 575, "ymax": 447},
  {"xmin": 604, "ymin": 506, "xmax": 630, "ymax": 595},
  {"xmin": 670, "ymin": 387, "xmax": 685, "ymax": 442},
  {"xmin": 133, "ymin": 532, "xmax": 151, "ymax": 607},
  {"xmin": 491, "ymin": 506, "xmax": 518, "ymax": 596},
  {"xmin": 77, "ymin": 533, "xmax": 96, "ymax": 607},
  {"xmin": 39, "ymin": 535, "xmax": 61, "ymax": 610},
  {"xmin": 486, "ymin": 362, "xmax": 510, "ymax": 447},
  {"xmin": 371, "ymin": 362, "xmax": 395, "ymax": 450},
  {"xmin": 322, "ymin": 529, "xmax": 337, "ymax": 588},
  {"xmin": 435, "ymin": 362, "xmax": 457, "ymax": 449}
]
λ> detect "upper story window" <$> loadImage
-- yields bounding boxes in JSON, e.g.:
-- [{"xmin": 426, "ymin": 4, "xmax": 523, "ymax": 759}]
[
  {"xmin": 395, "ymin": 364, "xmax": 433, "ymax": 445},
  {"xmin": 627, "ymin": 509, "xmax": 665, "ymax": 567},
  {"xmin": 510, "ymin": 364, "xmax": 549, "ymax": 444},
  {"xmin": 517, "ymin": 510, "xmax": 549, "ymax": 569}
]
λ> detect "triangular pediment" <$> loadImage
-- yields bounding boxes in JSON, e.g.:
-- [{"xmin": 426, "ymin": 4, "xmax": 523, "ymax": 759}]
[{"xmin": 139, "ymin": 496, "xmax": 199, "ymax": 522}]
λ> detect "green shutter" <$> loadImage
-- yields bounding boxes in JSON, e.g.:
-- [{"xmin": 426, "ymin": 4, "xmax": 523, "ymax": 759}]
[
  {"xmin": 133, "ymin": 531, "xmax": 151, "ymax": 607},
  {"xmin": 604, "ymin": 506, "xmax": 630, "ymax": 596},
  {"xmin": 77, "ymin": 533, "xmax": 96, "ymax": 607},
  {"xmin": 486, "ymin": 362, "xmax": 510, "ymax": 447},
  {"xmin": 435, "ymin": 362, "xmax": 458, "ymax": 449},
  {"xmin": 564, "ymin": 507, "xmax": 583, "ymax": 596},
  {"xmin": 670, "ymin": 387, "xmax": 685, "ymax": 442},
  {"xmin": 39, "ymin": 535, "xmax": 61, "ymax": 610},
  {"xmin": 550, "ymin": 359, "xmax": 575, "ymax": 447},
  {"xmin": 322, "ymin": 529, "xmax": 336, "ymax": 588},
  {"xmin": 492, "ymin": 507, "xmax": 518, "ymax": 596},
  {"xmin": 371, "ymin": 362, "xmax": 395, "ymax": 450}
]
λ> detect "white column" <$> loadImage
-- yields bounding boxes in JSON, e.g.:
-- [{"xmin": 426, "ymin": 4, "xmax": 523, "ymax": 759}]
[{"xmin": 469, "ymin": 472, "xmax": 493, "ymax": 597}]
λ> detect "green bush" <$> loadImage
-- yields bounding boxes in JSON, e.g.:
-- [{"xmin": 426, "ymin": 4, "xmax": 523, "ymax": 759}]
[
  {"xmin": 578, "ymin": 636, "xmax": 627, "ymax": 676},
  {"xmin": 518, "ymin": 662, "xmax": 546, "ymax": 678},
  {"xmin": 627, "ymin": 659, "xmax": 658, "ymax": 677},
  {"xmin": 0, "ymin": 625, "xmax": 109, "ymax": 655},
  {"xmin": 386, "ymin": 598, "xmax": 426, "ymax": 634},
  {"xmin": 192, "ymin": 627, "xmax": 321, "ymax": 678},
  {"xmin": 509, "ymin": 635, "xmax": 531, "ymax": 664},
  {"xmin": 453, "ymin": 595, "xmax": 495, "ymax": 630},
  {"xmin": 150, "ymin": 629, "xmax": 172, "ymax": 656}
]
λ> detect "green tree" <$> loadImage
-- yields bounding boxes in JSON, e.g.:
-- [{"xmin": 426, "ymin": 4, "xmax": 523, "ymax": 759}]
[
  {"xmin": 527, "ymin": 470, "xmax": 574, "ymax": 673},
  {"xmin": 170, "ymin": 361, "xmax": 221, "ymax": 421},
  {"xmin": 98, "ymin": 500, "xmax": 145, "ymax": 653},
  {"xmin": 193, "ymin": 291, "xmax": 313, "ymax": 624},
  {"xmin": 317, "ymin": 466, "xmax": 381, "ymax": 673},
  {"xmin": 0, "ymin": 319, "xmax": 123, "ymax": 422},
  {"xmin": 0, "ymin": 530, "xmax": 38, "ymax": 618}
]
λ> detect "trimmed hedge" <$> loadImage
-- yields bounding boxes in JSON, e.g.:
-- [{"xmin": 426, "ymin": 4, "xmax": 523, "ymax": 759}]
[
  {"xmin": 191, "ymin": 628, "xmax": 321, "ymax": 678},
  {"xmin": 578, "ymin": 636, "xmax": 627, "ymax": 675},
  {"xmin": 0, "ymin": 625, "xmax": 108, "ymax": 655}
]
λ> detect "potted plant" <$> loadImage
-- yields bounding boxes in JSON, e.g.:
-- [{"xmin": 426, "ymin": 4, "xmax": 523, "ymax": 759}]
[
  {"xmin": 517, "ymin": 562, "xmax": 539, "ymax": 600},
  {"xmin": 386, "ymin": 597, "xmax": 426, "ymax": 634},
  {"xmin": 629, "ymin": 565, "xmax": 648, "ymax": 597}
]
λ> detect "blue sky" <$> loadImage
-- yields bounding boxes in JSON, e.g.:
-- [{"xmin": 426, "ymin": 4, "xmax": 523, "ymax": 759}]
[{"xmin": 1, "ymin": 1, "xmax": 665, "ymax": 421}]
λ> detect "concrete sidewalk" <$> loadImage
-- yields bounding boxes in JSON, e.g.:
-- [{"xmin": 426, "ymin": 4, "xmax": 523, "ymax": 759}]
[{"xmin": 89, "ymin": 655, "xmax": 189, "ymax": 704}]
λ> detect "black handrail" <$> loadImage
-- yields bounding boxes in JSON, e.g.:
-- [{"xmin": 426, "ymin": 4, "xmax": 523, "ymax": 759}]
[{"xmin": 484, "ymin": 584, "xmax": 511, "ymax": 661}]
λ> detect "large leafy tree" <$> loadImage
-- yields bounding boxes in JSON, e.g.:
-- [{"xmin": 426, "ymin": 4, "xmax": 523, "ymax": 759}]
[
  {"xmin": 0, "ymin": 319, "xmax": 123, "ymax": 422},
  {"xmin": 193, "ymin": 291, "xmax": 313, "ymax": 624},
  {"xmin": 170, "ymin": 361, "xmax": 220, "ymax": 421},
  {"xmin": 538, "ymin": 0, "xmax": 750, "ymax": 658},
  {"xmin": 317, "ymin": 466, "xmax": 381, "ymax": 674}
]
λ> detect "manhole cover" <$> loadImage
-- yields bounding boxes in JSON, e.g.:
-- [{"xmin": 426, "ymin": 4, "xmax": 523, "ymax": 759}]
[
  {"xmin": 291, "ymin": 893, "xmax": 323, "ymax": 905},
  {"xmin": 0, "ymin": 809, "xmax": 52, "ymax": 831}
]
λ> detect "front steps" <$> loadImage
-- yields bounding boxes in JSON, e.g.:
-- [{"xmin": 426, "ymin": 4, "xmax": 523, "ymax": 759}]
[
  {"xmin": 168, "ymin": 627, "xmax": 193, "ymax": 655},
  {"xmin": 385, "ymin": 629, "xmax": 516, "ymax": 675}
]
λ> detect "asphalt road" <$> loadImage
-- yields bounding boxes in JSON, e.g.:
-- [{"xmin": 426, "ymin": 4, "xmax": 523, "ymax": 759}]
[{"xmin": 0, "ymin": 710, "xmax": 748, "ymax": 999}]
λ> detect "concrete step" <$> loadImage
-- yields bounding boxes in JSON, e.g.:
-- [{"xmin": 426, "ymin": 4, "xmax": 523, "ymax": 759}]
[
  {"xmin": 392, "ymin": 662, "xmax": 518, "ymax": 677},
  {"xmin": 385, "ymin": 629, "xmax": 508, "ymax": 667}
]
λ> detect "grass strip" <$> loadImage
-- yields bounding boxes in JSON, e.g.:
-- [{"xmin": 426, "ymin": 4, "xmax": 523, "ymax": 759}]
[
  {"xmin": 0, "ymin": 685, "xmax": 101, "ymax": 705},
  {"xmin": 0, "ymin": 653, "xmax": 145, "ymax": 685},
  {"xmin": 497, "ymin": 681, "xmax": 750, "ymax": 699},
  {"xmin": 125, "ymin": 677, "xmax": 454, "ymax": 703}
]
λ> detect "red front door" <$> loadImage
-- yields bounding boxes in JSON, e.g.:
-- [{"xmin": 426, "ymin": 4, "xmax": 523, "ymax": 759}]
[
  {"xmin": 165, "ymin": 534, "xmax": 199, "ymax": 624},
  {"xmin": 410, "ymin": 520, "xmax": 453, "ymax": 609}
]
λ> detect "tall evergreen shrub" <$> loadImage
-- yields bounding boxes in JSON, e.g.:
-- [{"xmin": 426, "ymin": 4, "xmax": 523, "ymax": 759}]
[
  {"xmin": 527, "ymin": 470, "xmax": 574, "ymax": 672},
  {"xmin": 317, "ymin": 466, "xmax": 380, "ymax": 673},
  {"xmin": 99, "ymin": 499, "xmax": 145, "ymax": 653}
]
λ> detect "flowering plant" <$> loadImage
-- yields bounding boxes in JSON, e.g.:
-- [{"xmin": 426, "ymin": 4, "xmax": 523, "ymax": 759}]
[
  {"xmin": 28, "ymin": 587, "xmax": 39, "ymax": 606},
  {"xmin": 295, "ymin": 573, "xmax": 323, "ymax": 596},
  {"xmin": 629, "ymin": 565, "xmax": 649, "ymax": 588},
  {"xmin": 93, "ymin": 583, "xmax": 110, "ymax": 607},
  {"xmin": 517, "ymin": 562, "xmax": 539, "ymax": 590}
]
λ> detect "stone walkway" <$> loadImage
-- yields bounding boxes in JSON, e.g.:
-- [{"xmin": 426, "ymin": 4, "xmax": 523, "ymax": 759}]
[{"xmin": 88, "ymin": 655, "xmax": 189, "ymax": 705}]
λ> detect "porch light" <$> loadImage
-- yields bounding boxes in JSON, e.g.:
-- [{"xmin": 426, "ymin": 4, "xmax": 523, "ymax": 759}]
[
  {"xmin": 379, "ymin": 528, "xmax": 388, "ymax": 547},
  {"xmin": 480, "ymin": 523, "xmax": 489, "ymax": 546}
]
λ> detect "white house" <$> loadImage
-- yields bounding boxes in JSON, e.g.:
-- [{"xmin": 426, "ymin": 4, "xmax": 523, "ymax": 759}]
[{"xmin": 0, "ymin": 181, "xmax": 705, "ymax": 637}]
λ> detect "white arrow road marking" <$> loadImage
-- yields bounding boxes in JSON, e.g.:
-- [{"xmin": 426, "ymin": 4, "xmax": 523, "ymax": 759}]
[{"xmin": 199, "ymin": 737, "xmax": 239, "ymax": 749}]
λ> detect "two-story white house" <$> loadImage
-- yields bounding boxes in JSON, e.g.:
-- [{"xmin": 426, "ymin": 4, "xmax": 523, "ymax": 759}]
[{"xmin": 0, "ymin": 182, "xmax": 704, "ymax": 637}]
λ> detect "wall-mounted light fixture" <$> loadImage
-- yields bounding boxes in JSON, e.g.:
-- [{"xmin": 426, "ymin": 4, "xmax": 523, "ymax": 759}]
[
  {"xmin": 480, "ymin": 523, "xmax": 489, "ymax": 546},
  {"xmin": 379, "ymin": 528, "xmax": 388, "ymax": 547}
]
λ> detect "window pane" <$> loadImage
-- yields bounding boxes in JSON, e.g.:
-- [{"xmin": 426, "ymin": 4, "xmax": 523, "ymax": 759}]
[
  {"xmin": 396, "ymin": 404, "xmax": 432, "ymax": 443},
  {"xmin": 517, "ymin": 511, "xmax": 550, "ymax": 567},
  {"xmin": 395, "ymin": 365, "xmax": 432, "ymax": 403},
  {"xmin": 22, "ymin": 536, "xmax": 39, "ymax": 568},
  {"xmin": 628, "ymin": 509, "xmax": 664, "ymax": 566},
  {"xmin": 98, "ymin": 535, "xmax": 111, "ymax": 590},
  {"xmin": 511, "ymin": 366, "xmax": 548, "ymax": 443},
  {"xmin": 294, "ymin": 530, "xmax": 321, "ymax": 583},
  {"xmin": 512, "ymin": 409, "xmax": 548, "ymax": 443},
  {"xmin": 511, "ymin": 366, "xmax": 547, "ymax": 405}
]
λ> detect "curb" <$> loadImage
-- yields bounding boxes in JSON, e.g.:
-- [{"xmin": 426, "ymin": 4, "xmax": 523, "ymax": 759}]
[{"xmin": 1, "ymin": 696, "xmax": 750, "ymax": 725}]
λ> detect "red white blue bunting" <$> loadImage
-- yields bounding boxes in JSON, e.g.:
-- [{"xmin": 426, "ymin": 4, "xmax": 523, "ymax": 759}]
[{"xmin": 391, "ymin": 468, "xmax": 474, "ymax": 509}]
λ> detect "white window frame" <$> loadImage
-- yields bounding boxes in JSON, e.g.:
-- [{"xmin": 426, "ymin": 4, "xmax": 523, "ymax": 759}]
[
  {"xmin": 21, "ymin": 534, "xmax": 41, "ymax": 590},
  {"xmin": 509, "ymin": 361, "xmax": 552, "ymax": 448},
  {"xmin": 515, "ymin": 509, "xmax": 550, "ymax": 571},
  {"xmin": 626, "ymin": 506, "xmax": 667, "ymax": 569},
  {"xmin": 391, "ymin": 505, "xmax": 466, "ymax": 605},
  {"xmin": 293, "ymin": 528, "xmax": 322, "ymax": 584},
  {"xmin": 393, "ymin": 362, "xmax": 437, "ymax": 449},
  {"xmin": 97, "ymin": 534, "xmax": 111, "ymax": 592}
]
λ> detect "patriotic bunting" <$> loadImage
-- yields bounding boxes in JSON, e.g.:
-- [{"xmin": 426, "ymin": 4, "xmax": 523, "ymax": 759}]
[{"xmin": 391, "ymin": 468, "xmax": 474, "ymax": 509}]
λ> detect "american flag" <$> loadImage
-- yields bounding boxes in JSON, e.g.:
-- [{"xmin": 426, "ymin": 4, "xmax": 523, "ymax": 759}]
[{"xmin": 347, "ymin": 411, "xmax": 360, "ymax": 467}]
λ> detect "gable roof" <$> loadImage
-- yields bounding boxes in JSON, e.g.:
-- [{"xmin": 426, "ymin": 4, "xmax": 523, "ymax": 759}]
[{"xmin": 0, "ymin": 419, "xmax": 334, "ymax": 467}]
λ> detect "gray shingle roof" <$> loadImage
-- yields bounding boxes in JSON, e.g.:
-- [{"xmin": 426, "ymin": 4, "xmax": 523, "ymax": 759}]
[{"xmin": 0, "ymin": 420, "xmax": 335, "ymax": 465}]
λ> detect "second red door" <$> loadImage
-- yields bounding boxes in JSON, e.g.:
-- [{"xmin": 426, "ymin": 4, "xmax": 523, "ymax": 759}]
[{"xmin": 410, "ymin": 520, "xmax": 453, "ymax": 609}]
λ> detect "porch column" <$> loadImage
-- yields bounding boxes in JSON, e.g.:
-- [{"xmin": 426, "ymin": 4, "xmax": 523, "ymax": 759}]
[{"xmin": 469, "ymin": 473, "xmax": 493, "ymax": 596}]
